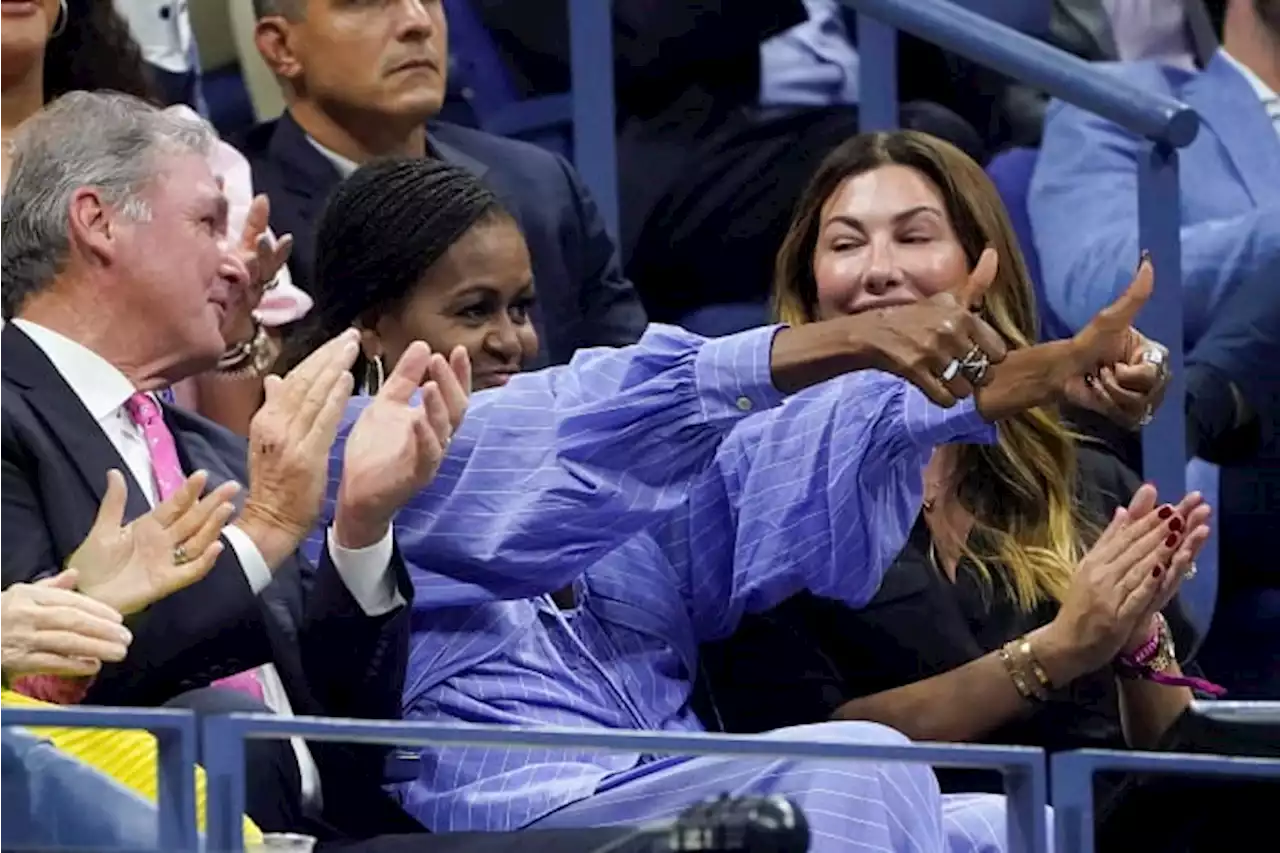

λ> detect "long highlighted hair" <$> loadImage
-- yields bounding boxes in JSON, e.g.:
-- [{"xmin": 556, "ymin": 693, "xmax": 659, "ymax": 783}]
[{"xmin": 774, "ymin": 131, "xmax": 1095, "ymax": 609}]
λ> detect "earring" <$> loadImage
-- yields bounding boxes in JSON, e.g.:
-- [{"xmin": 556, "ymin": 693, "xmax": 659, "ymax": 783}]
[
  {"xmin": 363, "ymin": 354, "xmax": 385, "ymax": 395},
  {"xmin": 51, "ymin": 0, "xmax": 68, "ymax": 38}
]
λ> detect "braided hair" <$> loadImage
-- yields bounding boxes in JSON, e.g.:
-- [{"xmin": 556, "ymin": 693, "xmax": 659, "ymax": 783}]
[{"xmin": 285, "ymin": 157, "xmax": 512, "ymax": 377}]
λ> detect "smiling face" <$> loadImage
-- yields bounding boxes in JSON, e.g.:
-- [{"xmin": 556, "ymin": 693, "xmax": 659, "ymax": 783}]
[
  {"xmin": 368, "ymin": 215, "xmax": 539, "ymax": 389},
  {"xmin": 811, "ymin": 164, "xmax": 971, "ymax": 321},
  {"xmin": 104, "ymin": 152, "xmax": 240, "ymax": 368}
]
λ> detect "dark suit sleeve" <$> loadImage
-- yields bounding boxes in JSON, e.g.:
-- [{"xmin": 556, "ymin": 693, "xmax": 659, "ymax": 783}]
[
  {"xmin": 299, "ymin": 539, "xmax": 413, "ymax": 723},
  {"xmin": 1, "ymin": 411, "xmax": 264, "ymax": 706},
  {"xmin": 553, "ymin": 154, "xmax": 648, "ymax": 349}
]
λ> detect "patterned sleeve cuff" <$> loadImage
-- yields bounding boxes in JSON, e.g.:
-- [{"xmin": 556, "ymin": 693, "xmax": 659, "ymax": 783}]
[
  {"xmin": 694, "ymin": 324, "xmax": 790, "ymax": 423},
  {"xmin": 10, "ymin": 674, "xmax": 92, "ymax": 705},
  {"xmin": 902, "ymin": 388, "xmax": 998, "ymax": 450}
]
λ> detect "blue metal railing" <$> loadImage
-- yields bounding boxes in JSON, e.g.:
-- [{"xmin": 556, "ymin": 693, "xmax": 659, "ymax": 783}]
[
  {"xmin": 1, "ymin": 705, "xmax": 200, "ymax": 852},
  {"xmin": 847, "ymin": 0, "xmax": 1197, "ymax": 506},
  {"xmin": 1051, "ymin": 749, "xmax": 1280, "ymax": 852},
  {"xmin": 201, "ymin": 713, "xmax": 1050, "ymax": 853},
  {"xmin": 465, "ymin": 0, "xmax": 620, "ymax": 240}
]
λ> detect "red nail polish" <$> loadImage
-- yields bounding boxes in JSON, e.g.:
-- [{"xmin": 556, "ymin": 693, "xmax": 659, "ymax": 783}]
[
  {"xmin": 1168, "ymin": 517, "xmax": 1184, "ymax": 533},
  {"xmin": 1152, "ymin": 565, "xmax": 1163, "ymax": 578},
  {"xmin": 1157, "ymin": 506, "xmax": 1174, "ymax": 520},
  {"xmin": 1164, "ymin": 534, "xmax": 1179, "ymax": 548}
]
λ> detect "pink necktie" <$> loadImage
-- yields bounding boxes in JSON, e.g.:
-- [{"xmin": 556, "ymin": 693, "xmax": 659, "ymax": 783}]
[{"xmin": 124, "ymin": 392, "xmax": 265, "ymax": 704}]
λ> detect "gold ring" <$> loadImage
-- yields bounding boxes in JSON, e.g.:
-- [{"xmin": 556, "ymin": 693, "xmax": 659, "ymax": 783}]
[{"xmin": 172, "ymin": 544, "xmax": 190, "ymax": 566}]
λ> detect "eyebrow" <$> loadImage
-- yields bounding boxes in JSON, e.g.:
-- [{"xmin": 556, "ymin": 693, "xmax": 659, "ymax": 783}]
[{"xmin": 824, "ymin": 205, "xmax": 944, "ymax": 230}]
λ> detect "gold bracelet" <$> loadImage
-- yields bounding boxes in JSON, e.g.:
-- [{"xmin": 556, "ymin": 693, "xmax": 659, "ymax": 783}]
[{"xmin": 1000, "ymin": 636, "xmax": 1052, "ymax": 702}]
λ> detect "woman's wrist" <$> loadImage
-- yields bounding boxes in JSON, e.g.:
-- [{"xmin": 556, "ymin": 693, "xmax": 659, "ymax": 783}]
[
  {"xmin": 1027, "ymin": 620, "xmax": 1092, "ymax": 688},
  {"xmin": 1120, "ymin": 614, "xmax": 1161, "ymax": 656},
  {"xmin": 974, "ymin": 339, "xmax": 1080, "ymax": 421}
]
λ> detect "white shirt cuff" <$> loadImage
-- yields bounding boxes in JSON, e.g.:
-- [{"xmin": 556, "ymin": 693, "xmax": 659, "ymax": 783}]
[
  {"xmin": 325, "ymin": 527, "xmax": 405, "ymax": 617},
  {"xmin": 222, "ymin": 524, "xmax": 272, "ymax": 595}
]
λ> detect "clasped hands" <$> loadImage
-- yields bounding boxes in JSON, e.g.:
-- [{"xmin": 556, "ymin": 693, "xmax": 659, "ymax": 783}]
[
  {"xmin": 855, "ymin": 248, "xmax": 1170, "ymax": 426},
  {"xmin": 1034, "ymin": 484, "xmax": 1212, "ymax": 685}
]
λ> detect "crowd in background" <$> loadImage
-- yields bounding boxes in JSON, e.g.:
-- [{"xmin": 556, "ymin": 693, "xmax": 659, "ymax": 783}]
[{"xmin": 1, "ymin": 2, "xmax": 1278, "ymax": 853}]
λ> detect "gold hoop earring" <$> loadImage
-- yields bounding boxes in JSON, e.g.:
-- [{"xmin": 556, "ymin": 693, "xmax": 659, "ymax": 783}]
[
  {"xmin": 363, "ymin": 355, "xmax": 385, "ymax": 395},
  {"xmin": 51, "ymin": 0, "xmax": 68, "ymax": 38}
]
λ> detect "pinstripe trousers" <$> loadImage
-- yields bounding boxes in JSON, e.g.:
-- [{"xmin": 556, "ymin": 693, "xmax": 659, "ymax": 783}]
[{"xmin": 530, "ymin": 722, "xmax": 1046, "ymax": 853}]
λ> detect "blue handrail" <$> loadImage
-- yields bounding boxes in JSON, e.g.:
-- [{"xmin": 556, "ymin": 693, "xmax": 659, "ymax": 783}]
[
  {"xmin": 568, "ymin": 0, "xmax": 620, "ymax": 240},
  {"xmin": 1051, "ymin": 748, "xmax": 1280, "ymax": 852},
  {"xmin": 1, "ymin": 705, "xmax": 200, "ymax": 852},
  {"xmin": 202, "ymin": 712, "xmax": 1050, "ymax": 853},
  {"xmin": 843, "ymin": 0, "xmax": 1195, "ymax": 515},
  {"xmin": 845, "ymin": 0, "xmax": 1198, "ymax": 144}
]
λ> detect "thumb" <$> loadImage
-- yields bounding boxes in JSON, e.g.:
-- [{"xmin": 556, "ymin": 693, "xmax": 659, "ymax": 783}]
[
  {"xmin": 379, "ymin": 342, "xmax": 433, "ymax": 403},
  {"xmin": 450, "ymin": 345, "xmax": 472, "ymax": 395},
  {"xmin": 1098, "ymin": 256, "xmax": 1153, "ymax": 328},
  {"xmin": 957, "ymin": 247, "xmax": 999, "ymax": 308},
  {"xmin": 36, "ymin": 568, "xmax": 80, "ymax": 590},
  {"xmin": 90, "ymin": 469, "xmax": 128, "ymax": 536}
]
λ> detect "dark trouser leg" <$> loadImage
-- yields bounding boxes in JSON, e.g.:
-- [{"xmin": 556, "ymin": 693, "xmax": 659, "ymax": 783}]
[{"xmin": 164, "ymin": 686, "xmax": 306, "ymax": 834}]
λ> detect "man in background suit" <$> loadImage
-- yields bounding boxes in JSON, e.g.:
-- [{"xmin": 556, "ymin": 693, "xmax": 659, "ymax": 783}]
[
  {"xmin": 238, "ymin": 0, "xmax": 646, "ymax": 370},
  {"xmin": 1029, "ymin": 0, "xmax": 1280, "ymax": 696}
]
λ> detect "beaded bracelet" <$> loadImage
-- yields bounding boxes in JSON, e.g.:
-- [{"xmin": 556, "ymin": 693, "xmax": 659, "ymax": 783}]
[{"xmin": 1114, "ymin": 613, "xmax": 1227, "ymax": 696}]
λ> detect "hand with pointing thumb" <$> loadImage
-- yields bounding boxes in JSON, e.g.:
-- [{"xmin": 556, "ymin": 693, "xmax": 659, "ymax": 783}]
[{"xmin": 1068, "ymin": 256, "xmax": 1156, "ymax": 384}]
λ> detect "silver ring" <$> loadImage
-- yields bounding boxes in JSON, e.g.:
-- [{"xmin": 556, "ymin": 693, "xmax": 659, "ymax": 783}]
[
  {"xmin": 940, "ymin": 359, "xmax": 962, "ymax": 383},
  {"xmin": 1141, "ymin": 346, "xmax": 1169, "ymax": 379},
  {"xmin": 172, "ymin": 544, "xmax": 191, "ymax": 566},
  {"xmin": 1138, "ymin": 404, "xmax": 1155, "ymax": 427},
  {"xmin": 959, "ymin": 346, "xmax": 991, "ymax": 385},
  {"xmin": 1185, "ymin": 562, "xmax": 1198, "ymax": 580}
]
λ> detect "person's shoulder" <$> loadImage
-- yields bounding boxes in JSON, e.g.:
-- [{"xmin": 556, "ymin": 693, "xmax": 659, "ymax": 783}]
[
  {"xmin": 1044, "ymin": 60, "xmax": 1185, "ymax": 128},
  {"xmin": 1074, "ymin": 442, "xmax": 1142, "ymax": 516},
  {"xmin": 231, "ymin": 117, "xmax": 285, "ymax": 165},
  {"xmin": 430, "ymin": 120, "xmax": 562, "ymax": 167},
  {"xmin": 1094, "ymin": 59, "xmax": 1189, "ymax": 94}
]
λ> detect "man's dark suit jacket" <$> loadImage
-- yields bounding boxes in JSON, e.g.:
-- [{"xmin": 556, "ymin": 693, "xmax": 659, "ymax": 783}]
[
  {"xmin": 0, "ymin": 322, "xmax": 412, "ymax": 836},
  {"xmin": 237, "ymin": 111, "xmax": 647, "ymax": 370}
]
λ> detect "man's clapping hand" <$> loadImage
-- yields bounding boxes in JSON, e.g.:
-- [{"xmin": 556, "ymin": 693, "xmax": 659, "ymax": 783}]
[
  {"xmin": 69, "ymin": 469, "xmax": 238, "ymax": 616},
  {"xmin": 235, "ymin": 330, "xmax": 359, "ymax": 567},
  {"xmin": 334, "ymin": 343, "xmax": 472, "ymax": 549},
  {"xmin": 1, "ymin": 570, "xmax": 132, "ymax": 680}
]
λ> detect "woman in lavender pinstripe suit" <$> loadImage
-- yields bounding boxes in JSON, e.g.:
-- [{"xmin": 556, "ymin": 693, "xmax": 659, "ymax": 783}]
[{"xmin": 296, "ymin": 155, "xmax": 1171, "ymax": 853}]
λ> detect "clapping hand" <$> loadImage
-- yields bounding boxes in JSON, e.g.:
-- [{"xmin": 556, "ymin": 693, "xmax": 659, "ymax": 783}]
[
  {"xmin": 1039, "ymin": 484, "xmax": 1209, "ymax": 681},
  {"xmin": 858, "ymin": 247, "xmax": 1009, "ymax": 407},
  {"xmin": 334, "ymin": 343, "xmax": 472, "ymax": 549},
  {"xmin": 69, "ymin": 469, "xmax": 239, "ymax": 616},
  {"xmin": 235, "ymin": 330, "xmax": 359, "ymax": 567},
  {"xmin": 1065, "ymin": 258, "xmax": 1172, "ymax": 428},
  {"xmin": 1, "ymin": 570, "xmax": 132, "ymax": 680}
]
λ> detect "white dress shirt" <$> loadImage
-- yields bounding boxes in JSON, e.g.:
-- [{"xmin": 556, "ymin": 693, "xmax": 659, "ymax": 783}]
[
  {"xmin": 13, "ymin": 319, "xmax": 405, "ymax": 811},
  {"xmin": 113, "ymin": 0, "xmax": 194, "ymax": 75},
  {"xmin": 1221, "ymin": 50, "xmax": 1280, "ymax": 142},
  {"xmin": 1101, "ymin": 0, "xmax": 1196, "ymax": 67}
]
